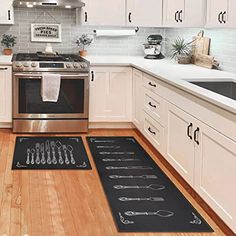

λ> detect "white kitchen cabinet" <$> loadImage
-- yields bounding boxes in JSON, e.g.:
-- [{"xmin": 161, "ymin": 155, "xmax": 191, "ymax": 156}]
[
  {"xmin": 165, "ymin": 102, "xmax": 196, "ymax": 186},
  {"xmin": 126, "ymin": 0, "xmax": 162, "ymax": 27},
  {"xmin": 132, "ymin": 69, "xmax": 143, "ymax": 130},
  {"xmin": 89, "ymin": 67, "xmax": 132, "ymax": 122},
  {"xmin": 0, "ymin": 66, "xmax": 12, "ymax": 123},
  {"xmin": 0, "ymin": 0, "xmax": 14, "ymax": 24},
  {"xmin": 163, "ymin": 0, "xmax": 205, "ymax": 27},
  {"xmin": 206, "ymin": 0, "xmax": 236, "ymax": 28},
  {"xmin": 194, "ymin": 121, "xmax": 236, "ymax": 233},
  {"xmin": 81, "ymin": 0, "xmax": 126, "ymax": 26}
]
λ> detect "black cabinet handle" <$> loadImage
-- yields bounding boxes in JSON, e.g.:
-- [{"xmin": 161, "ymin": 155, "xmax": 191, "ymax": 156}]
[
  {"xmin": 128, "ymin": 12, "xmax": 132, "ymax": 23},
  {"xmin": 178, "ymin": 10, "xmax": 183, "ymax": 22},
  {"xmin": 175, "ymin": 11, "xmax": 179, "ymax": 22},
  {"xmin": 148, "ymin": 102, "xmax": 156, "ymax": 108},
  {"xmin": 194, "ymin": 127, "xmax": 200, "ymax": 145},
  {"xmin": 85, "ymin": 12, "xmax": 88, "ymax": 22},
  {"xmin": 148, "ymin": 82, "xmax": 156, "ymax": 87},
  {"xmin": 91, "ymin": 71, "xmax": 94, "ymax": 81},
  {"xmin": 148, "ymin": 127, "xmax": 156, "ymax": 135},
  {"xmin": 0, "ymin": 67, "xmax": 8, "ymax": 70},
  {"xmin": 8, "ymin": 10, "xmax": 11, "ymax": 21},
  {"xmin": 222, "ymin": 11, "xmax": 226, "ymax": 23},
  {"xmin": 187, "ymin": 123, "xmax": 193, "ymax": 140},
  {"xmin": 218, "ymin": 12, "xmax": 223, "ymax": 23}
]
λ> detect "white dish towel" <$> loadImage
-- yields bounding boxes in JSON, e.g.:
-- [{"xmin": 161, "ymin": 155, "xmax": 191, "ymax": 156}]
[{"xmin": 41, "ymin": 74, "xmax": 61, "ymax": 102}]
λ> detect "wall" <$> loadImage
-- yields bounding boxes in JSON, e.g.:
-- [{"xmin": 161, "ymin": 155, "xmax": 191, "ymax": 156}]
[
  {"xmin": 164, "ymin": 28, "xmax": 236, "ymax": 74},
  {"xmin": 0, "ymin": 7, "xmax": 163, "ymax": 56}
]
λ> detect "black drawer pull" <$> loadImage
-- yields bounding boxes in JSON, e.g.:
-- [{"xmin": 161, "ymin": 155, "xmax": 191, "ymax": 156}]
[
  {"xmin": 8, "ymin": 10, "xmax": 11, "ymax": 21},
  {"xmin": 148, "ymin": 127, "xmax": 156, "ymax": 135},
  {"xmin": 0, "ymin": 67, "xmax": 8, "ymax": 70},
  {"xmin": 128, "ymin": 12, "xmax": 132, "ymax": 23},
  {"xmin": 179, "ymin": 10, "xmax": 183, "ymax": 22},
  {"xmin": 148, "ymin": 102, "xmax": 156, "ymax": 108},
  {"xmin": 187, "ymin": 123, "xmax": 193, "ymax": 140},
  {"xmin": 194, "ymin": 127, "xmax": 200, "ymax": 145},
  {"xmin": 148, "ymin": 82, "xmax": 156, "ymax": 87},
  {"xmin": 85, "ymin": 12, "xmax": 88, "ymax": 22},
  {"xmin": 218, "ymin": 12, "xmax": 223, "ymax": 23},
  {"xmin": 175, "ymin": 11, "xmax": 179, "ymax": 22},
  {"xmin": 91, "ymin": 71, "xmax": 94, "ymax": 81},
  {"xmin": 222, "ymin": 11, "xmax": 226, "ymax": 23}
]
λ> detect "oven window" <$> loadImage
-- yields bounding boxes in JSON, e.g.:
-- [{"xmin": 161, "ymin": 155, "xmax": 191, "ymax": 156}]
[{"xmin": 19, "ymin": 78, "xmax": 85, "ymax": 114}]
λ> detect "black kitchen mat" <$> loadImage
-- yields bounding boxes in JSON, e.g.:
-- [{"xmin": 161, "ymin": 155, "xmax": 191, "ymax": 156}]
[
  {"xmin": 87, "ymin": 136, "xmax": 213, "ymax": 233},
  {"xmin": 12, "ymin": 137, "xmax": 91, "ymax": 170}
]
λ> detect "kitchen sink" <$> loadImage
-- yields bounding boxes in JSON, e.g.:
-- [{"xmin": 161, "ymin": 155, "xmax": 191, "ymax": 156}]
[{"xmin": 188, "ymin": 80, "xmax": 236, "ymax": 101}]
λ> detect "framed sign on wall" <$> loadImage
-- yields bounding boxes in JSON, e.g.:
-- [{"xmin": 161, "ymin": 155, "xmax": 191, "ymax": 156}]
[{"xmin": 31, "ymin": 23, "xmax": 62, "ymax": 42}]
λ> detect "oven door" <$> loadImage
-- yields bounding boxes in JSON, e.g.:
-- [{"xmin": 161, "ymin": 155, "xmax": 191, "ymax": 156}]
[{"xmin": 13, "ymin": 72, "xmax": 89, "ymax": 119}]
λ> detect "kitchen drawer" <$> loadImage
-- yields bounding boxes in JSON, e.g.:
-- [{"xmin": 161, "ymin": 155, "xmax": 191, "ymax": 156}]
[
  {"xmin": 143, "ymin": 88, "xmax": 164, "ymax": 126},
  {"xmin": 143, "ymin": 73, "xmax": 165, "ymax": 96},
  {"xmin": 143, "ymin": 111, "xmax": 164, "ymax": 154}
]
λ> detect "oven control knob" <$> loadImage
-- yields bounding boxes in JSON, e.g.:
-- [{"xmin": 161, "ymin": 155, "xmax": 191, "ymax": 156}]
[
  {"xmin": 31, "ymin": 62, "xmax": 37, "ymax": 67},
  {"xmin": 66, "ymin": 63, "xmax": 73, "ymax": 68},
  {"xmin": 23, "ymin": 62, "xmax": 30, "ymax": 67},
  {"xmin": 73, "ymin": 63, "xmax": 80, "ymax": 68},
  {"xmin": 15, "ymin": 62, "xmax": 23, "ymax": 68},
  {"xmin": 80, "ymin": 63, "xmax": 87, "ymax": 68}
]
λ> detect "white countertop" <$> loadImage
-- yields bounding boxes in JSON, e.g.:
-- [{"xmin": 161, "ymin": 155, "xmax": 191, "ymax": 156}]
[
  {"xmin": 0, "ymin": 55, "xmax": 13, "ymax": 65},
  {"xmin": 86, "ymin": 55, "xmax": 236, "ymax": 114}
]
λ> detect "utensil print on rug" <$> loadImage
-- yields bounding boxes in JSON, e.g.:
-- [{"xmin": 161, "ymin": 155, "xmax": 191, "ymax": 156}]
[
  {"xmin": 45, "ymin": 140, "xmax": 52, "ymax": 165},
  {"xmin": 62, "ymin": 145, "xmax": 70, "ymax": 164},
  {"xmin": 26, "ymin": 148, "xmax": 30, "ymax": 165},
  {"xmin": 97, "ymin": 145, "xmax": 121, "ymax": 149},
  {"xmin": 56, "ymin": 141, "xmax": 64, "ymax": 165},
  {"xmin": 50, "ymin": 141, "xmax": 57, "ymax": 165},
  {"xmin": 113, "ymin": 184, "xmax": 165, "ymax": 191},
  {"xmin": 106, "ymin": 166, "xmax": 153, "ymax": 170},
  {"xmin": 102, "ymin": 158, "xmax": 141, "ymax": 162},
  {"xmin": 125, "ymin": 210, "xmax": 174, "ymax": 218},
  {"xmin": 35, "ymin": 143, "xmax": 41, "ymax": 165},
  {"xmin": 67, "ymin": 145, "xmax": 76, "ymax": 165},
  {"xmin": 119, "ymin": 197, "xmax": 164, "ymax": 202},
  {"xmin": 109, "ymin": 175, "xmax": 158, "ymax": 179},
  {"xmin": 30, "ymin": 148, "xmax": 35, "ymax": 165},
  {"xmin": 99, "ymin": 151, "xmax": 135, "ymax": 155},
  {"xmin": 40, "ymin": 143, "xmax": 46, "ymax": 165},
  {"xmin": 90, "ymin": 139, "xmax": 115, "ymax": 143}
]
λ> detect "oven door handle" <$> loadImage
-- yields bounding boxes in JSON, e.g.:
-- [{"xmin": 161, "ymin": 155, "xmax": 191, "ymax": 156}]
[{"xmin": 14, "ymin": 73, "xmax": 89, "ymax": 78}]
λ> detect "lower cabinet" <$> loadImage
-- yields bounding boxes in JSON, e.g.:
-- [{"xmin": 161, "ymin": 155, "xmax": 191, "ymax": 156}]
[
  {"xmin": 165, "ymin": 101, "xmax": 196, "ymax": 186},
  {"xmin": 194, "ymin": 120, "xmax": 236, "ymax": 233},
  {"xmin": 0, "ymin": 66, "xmax": 12, "ymax": 123},
  {"xmin": 89, "ymin": 67, "xmax": 132, "ymax": 122}
]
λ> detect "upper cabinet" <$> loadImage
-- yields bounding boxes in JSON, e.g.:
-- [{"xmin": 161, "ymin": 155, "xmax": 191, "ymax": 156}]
[
  {"xmin": 206, "ymin": 0, "xmax": 236, "ymax": 28},
  {"xmin": 163, "ymin": 0, "xmax": 206, "ymax": 27},
  {"xmin": 0, "ymin": 0, "xmax": 14, "ymax": 24},
  {"xmin": 126, "ymin": 0, "xmax": 162, "ymax": 27},
  {"xmin": 81, "ymin": 0, "xmax": 126, "ymax": 26}
]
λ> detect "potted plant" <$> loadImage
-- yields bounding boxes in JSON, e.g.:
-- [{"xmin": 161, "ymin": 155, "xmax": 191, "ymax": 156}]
[
  {"xmin": 171, "ymin": 37, "xmax": 192, "ymax": 64},
  {"xmin": 76, "ymin": 34, "xmax": 94, "ymax": 57},
  {"xmin": 1, "ymin": 34, "xmax": 17, "ymax": 55}
]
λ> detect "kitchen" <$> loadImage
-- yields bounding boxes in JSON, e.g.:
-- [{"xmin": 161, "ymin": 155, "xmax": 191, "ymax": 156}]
[{"xmin": 0, "ymin": 0, "xmax": 235, "ymax": 235}]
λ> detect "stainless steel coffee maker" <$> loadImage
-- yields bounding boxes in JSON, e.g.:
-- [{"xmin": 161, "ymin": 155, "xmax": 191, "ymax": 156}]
[{"xmin": 143, "ymin": 34, "xmax": 165, "ymax": 59}]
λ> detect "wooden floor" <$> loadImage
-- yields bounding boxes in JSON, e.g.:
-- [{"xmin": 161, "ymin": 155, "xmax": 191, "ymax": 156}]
[{"xmin": 0, "ymin": 129, "xmax": 226, "ymax": 236}]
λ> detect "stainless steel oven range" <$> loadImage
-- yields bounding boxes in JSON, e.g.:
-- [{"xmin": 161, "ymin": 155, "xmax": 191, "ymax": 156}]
[{"xmin": 12, "ymin": 53, "xmax": 90, "ymax": 133}]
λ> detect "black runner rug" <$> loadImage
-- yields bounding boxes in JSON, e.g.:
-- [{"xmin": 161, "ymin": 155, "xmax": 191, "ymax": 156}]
[
  {"xmin": 12, "ymin": 137, "xmax": 91, "ymax": 170},
  {"xmin": 87, "ymin": 136, "xmax": 213, "ymax": 232}
]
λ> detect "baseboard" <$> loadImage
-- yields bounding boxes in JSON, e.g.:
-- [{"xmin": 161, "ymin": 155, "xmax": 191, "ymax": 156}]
[
  {"xmin": 89, "ymin": 122, "xmax": 134, "ymax": 129},
  {"xmin": 0, "ymin": 122, "xmax": 12, "ymax": 128},
  {"xmin": 134, "ymin": 128, "xmax": 235, "ymax": 236}
]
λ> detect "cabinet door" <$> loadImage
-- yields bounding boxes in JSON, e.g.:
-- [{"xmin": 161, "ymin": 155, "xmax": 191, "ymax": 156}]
[
  {"xmin": 126, "ymin": 0, "xmax": 162, "ymax": 27},
  {"xmin": 165, "ymin": 102, "xmax": 196, "ymax": 186},
  {"xmin": 0, "ymin": 0, "xmax": 14, "ymax": 24},
  {"xmin": 163, "ymin": 0, "xmax": 205, "ymax": 27},
  {"xmin": 132, "ymin": 69, "xmax": 143, "ymax": 130},
  {"xmin": 89, "ymin": 69, "xmax": 109, "ymax": 122},
  {"xmin": 194, "ymin": 121, "xmax": 236, "ymax": 233},
  {"xmin": 206, "ymin": 0, "xmax": 229, "ymax": 27},
  {"xmin": 0, "ymin": 66, "xmax": 12, "ymax": 122},
  {"xmin": 81, "ymin": 0, "xmax": 126, "ymax": 26},
  {"xmin": 107, "ymin": 68, "xmax": 132, "ymax": 121}
]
